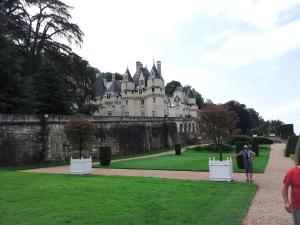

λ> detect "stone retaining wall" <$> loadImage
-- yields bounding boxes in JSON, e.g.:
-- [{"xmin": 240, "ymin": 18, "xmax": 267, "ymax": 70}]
[{"xmin": 0, "ymin": 114, "xmax": 198, "ymax": 165}]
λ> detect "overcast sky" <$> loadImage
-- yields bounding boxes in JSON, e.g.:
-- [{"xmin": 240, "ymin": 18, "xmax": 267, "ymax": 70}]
[{"xmin": 65, "ymin": 0, "xmax": 300, "ymax": 134}]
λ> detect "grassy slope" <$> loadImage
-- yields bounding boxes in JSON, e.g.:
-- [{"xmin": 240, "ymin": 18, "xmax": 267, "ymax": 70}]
[
  {"xmin": 0, "ymin": 171, "xmax": 256, "ymax": 225},
  {"xmin": 98, "ymin": 145, "xmax": 270, "ymax": 173}
]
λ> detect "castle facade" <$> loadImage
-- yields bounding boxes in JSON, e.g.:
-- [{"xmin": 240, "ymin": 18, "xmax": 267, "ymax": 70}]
[{"xmin": 94, "ymin": 61, "xmax": 198, "ymax": 118}]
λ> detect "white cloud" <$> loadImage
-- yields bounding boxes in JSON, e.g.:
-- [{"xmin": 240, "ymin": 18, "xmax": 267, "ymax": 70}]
[{"xmin": 200, "ymin": 18, "xmax": 300, "ymax": 69}]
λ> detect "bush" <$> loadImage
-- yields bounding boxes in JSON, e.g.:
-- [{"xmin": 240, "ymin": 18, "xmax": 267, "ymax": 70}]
[
  {"xmin": 253, "ymin": 137, "xmax": 273, "ymax": 145},
  {"xmin": 228, "ymin": 135, "xmax": 251, "ymax": 145},
  {"xmin": 236, "ymin": 142, "xmax": 248, "ymax": 169},
  {"xmin": 207, "ymin": 143, "xmax": 233, "ymax": 152},
  {"xmin": 295, "ymin": 137, "xmax": 300, "ymax": 165},
  {"xmin": 251, "ymin": 142, "xmax": 259, "ymax": 157},
  {"xmin": 175, "ymin": 144, "xmax": 181, "ymax": 155},
  {"xmin": 99, "ymin": 146, "xmax": 111, "ymax": 166},
  {"xmin": 284, "ymin": 136, "xmax": 299, "ymax": 157}
]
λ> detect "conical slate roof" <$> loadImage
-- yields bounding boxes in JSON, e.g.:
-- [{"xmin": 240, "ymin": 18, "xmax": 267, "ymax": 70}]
[
  {"xmin": 174, "ymin": 85, "xmax": 182, "ymax": 92},
  {"xmin": 186, "ymin": 89, "xmax": 195, "ymax": 98},
  {"xmin": 94, "ymin": 75, "xmax": 106, "ymax": 97},
  {"xmin": 151, "ymin": 65, "xmax": 162, "ymax": 79},
  {"xmin": 107, "ymin": 79, "xmax": 121, "ymax": 94},
  {"xmin": 124, "ymin": 68, "xmax": 134, "ymax": 82},
  {"xmin": 133, "ymin": 67, "xmax": 151, "ymax": 86}
]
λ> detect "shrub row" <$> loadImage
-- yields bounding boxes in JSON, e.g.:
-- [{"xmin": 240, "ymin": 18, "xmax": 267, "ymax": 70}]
[
  {"xmin": 228, "ymin": 135, "xmax": 273, "ymax": 145},
  {"xmin": 192, "ymin": 143, "xmax": 233, "ymax": 152}
]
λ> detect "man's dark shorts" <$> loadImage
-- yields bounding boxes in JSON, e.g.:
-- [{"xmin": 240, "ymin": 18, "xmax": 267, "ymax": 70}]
[{"xmin": 244, "ymin": 160, "xmax": 253, "ymax": 173}]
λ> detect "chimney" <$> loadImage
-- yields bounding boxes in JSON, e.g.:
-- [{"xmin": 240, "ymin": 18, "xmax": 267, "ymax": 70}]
[
  {"xmin": 157, "ymin": 61, "xmax": 161, "ymax": 75},
  {"xmin": 136, "ymin": 61, "xmax": 142, "ymax": 75}
]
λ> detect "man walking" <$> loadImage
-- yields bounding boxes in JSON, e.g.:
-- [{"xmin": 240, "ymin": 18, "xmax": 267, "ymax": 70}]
[
  {"xmin": 236, "ymin": 145, "xmax": 256, "ymax": 182},
  {"xmin": 282, "ymin": 165, "xmax": 300, "ymax": 225}
]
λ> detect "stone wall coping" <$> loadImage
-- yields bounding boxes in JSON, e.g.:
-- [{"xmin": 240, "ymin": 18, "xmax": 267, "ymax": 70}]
[{"xmin": 0, "ymin": 113, "xmax": 196, "ymax": 125}]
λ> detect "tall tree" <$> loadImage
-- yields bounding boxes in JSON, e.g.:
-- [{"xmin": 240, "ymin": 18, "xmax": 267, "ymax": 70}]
[
  {"xmin": 4, "ymin": 0, "xmax": 83, "ymax": 75},
  {"xmin": 225, "ymin": 100, "xmax": 251, "ymax": 134}
]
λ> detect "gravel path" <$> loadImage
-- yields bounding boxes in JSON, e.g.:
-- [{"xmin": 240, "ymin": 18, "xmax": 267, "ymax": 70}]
[
  {"xmin": 24, "ymin": 143, "xmax": 294, "ymax": 224},
  {"xmin": 241, "ymin": 143, "xmax": 294, "ymax": 225}
]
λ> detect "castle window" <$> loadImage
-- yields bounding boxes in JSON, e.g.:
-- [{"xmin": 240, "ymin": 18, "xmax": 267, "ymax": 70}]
[
  {"xmin": 140, "ymin": 80, "xmax": 144, "ymax": 86},
  {"xmin": 139, "ymin": 89, "xmax": 143, "ymax": 94},
  {"xmin": 125, "ymin": 100, "xmax": 128, "ymax": 105},
  {"xmin": 153, "ymin": 97, "xmax": 156, "ymax": 103},
  {"xmin": 108, "ymin": 111, "xmax": 112, "ymax": 116},
  {"xmin": 152, "ymin": 87, "xmax": 155, "ymax": 92},
  {"xmin": 125, "ymin": 91, "xmax": 127, "ymax": 95},
  {"xmin": 152, "ymin": 111, "xmax": 155, "ymax": 117},
  {"xmin": 192, "ymin": 123, "xmax": 195, "ymax": 133},
  {"xmin": 152, "ymin": 78, "xmax": 154, "ymax": 83},
  {"xmin": 107, "ymin": 94, "xmax": 110, "ymax": 99},
  {"xmin": 141, "ymin": 99, "xmax": 144, "ymax": 105},
  {"xmin": 180, "ymin": 124, "xmax": 183, "ymax": 133}
]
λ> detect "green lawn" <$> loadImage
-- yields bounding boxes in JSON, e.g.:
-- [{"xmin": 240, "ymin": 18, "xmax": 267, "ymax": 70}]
[
  {"xmin": 95, "ymin": 145, "xmax": 270, "ymax": 173},
  {"xmin": 0, "ymin": 171, "xmax": 256, "ymax": 225}
]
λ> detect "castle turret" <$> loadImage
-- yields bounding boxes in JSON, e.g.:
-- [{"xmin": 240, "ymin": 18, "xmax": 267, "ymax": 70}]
[{"xmin": 121, "ymin": 68, "xmax": 135, "ymax": 90}]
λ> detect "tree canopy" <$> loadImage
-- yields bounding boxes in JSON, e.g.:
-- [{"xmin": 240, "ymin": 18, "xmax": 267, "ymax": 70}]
[
  {"xmin": 0, "ymin": 0, "xmax": 98, "ymax": 114},
  {"xmin": 197, "ymin": 104, "xmax": 238, "ymax": 160}
]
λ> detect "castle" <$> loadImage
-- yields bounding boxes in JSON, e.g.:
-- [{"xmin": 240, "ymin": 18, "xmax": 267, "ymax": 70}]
[{"xmin": 93, "ymin": 61, "xmax": 198, "ymax": 118}]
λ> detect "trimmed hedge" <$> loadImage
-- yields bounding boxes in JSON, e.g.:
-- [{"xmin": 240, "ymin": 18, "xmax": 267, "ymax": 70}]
[
  {"xmin": 284, "ymin": 136, "xmax": 298, "ymax": 157},
  {"xmin": 99, "ymin": 146, "xmax": 111, "ymax": 166},
  {"xmin": 175, "ymin": 144, "xmax": 181, "ymax": 155},
  {"xmin": 295, "ymin": 137, "xmax": 300, "ymax": 165},
  {"xmin": 253, "ymin": 137, "xmax": 273, "ymax": 145},
  {"xmin": 251, "ymin": 142, "xmax": 259, "ymax": 157},
  {"xmin": 236, "ymin": 142, "xmax": 247, "ymax": 169},
  {"xmin": 207, "ymin": 143, "xmax": 233, "ymax": 152},
  {"xmin": 281, "ymin": 124, "xmax": 295, "ymax": 139},
  {"xmin": 229, "ymin": 135, "xmax": 251, "ymax": 145}
]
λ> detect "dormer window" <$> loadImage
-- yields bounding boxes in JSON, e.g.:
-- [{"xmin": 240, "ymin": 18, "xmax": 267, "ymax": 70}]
[
  {"xmin": 140, "ymin": 80, "xmax": 144, "ymax": 86},
  {"xmin": 107, "ymin": 94, "xmax": 110, "ymax": 99},
  {"xmin": 139, "ymin": 89, "xmax": 143, "ymax": 94}
]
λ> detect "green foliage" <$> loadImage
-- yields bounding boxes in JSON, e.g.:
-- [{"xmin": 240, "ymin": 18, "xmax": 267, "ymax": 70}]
[
  {"xmin": 99, "ymin": 146, "xmax": 112, "ymax": 166},
  {"xmin": 102, "ymin": 72, "xmax": 123, "ymax": 81},
  {"xmin": 281, "ymin": 124, "xmax": 295, "ymax": 139},
  {"xmin": 165, "ymin": 80, "xmax": 182, "ymax": 97},
  {"xmin": 253, "ymin": 137, "xmax": 273, "ymax": 145},
  {"xmin": 0, "ymin": 0, "xmax": 98, "ymax": 115},
  {"xmin": 193, "ymin": 143, "xmax": 233, "ymax": 152},
  {"xmin": 64, "ymin": 118, "xmax": 96, "ymax": 158},
  {"xmin": 175, "ymin": 144, "xmax": 181, "ymax": 155},
  {"xmin": 284, "ymin": 136, "xmax": 298, "ymax": 157},
  {"xmin": 228, "ymin": 135, "xmax": 251, "ymax": 145}
]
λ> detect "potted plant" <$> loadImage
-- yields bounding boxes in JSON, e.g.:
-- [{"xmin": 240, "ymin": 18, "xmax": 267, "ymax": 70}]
[
  {"xmin": 198, "ymin": 104, "xmax": 238, "ymax": 181},
  {"xmin": 64, "ymin": 118, "xmax": 96, "ymax": 174}
]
